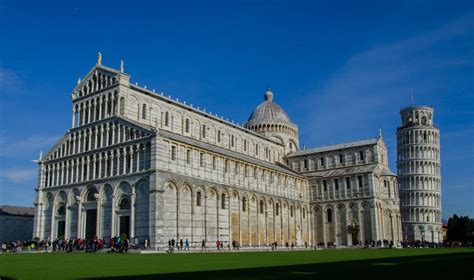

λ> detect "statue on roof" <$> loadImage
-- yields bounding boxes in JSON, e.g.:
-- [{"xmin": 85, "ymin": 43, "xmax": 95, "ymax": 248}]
[{"xmin": 97, "ymin": 52, "xmax": 102, "ymax": 65}]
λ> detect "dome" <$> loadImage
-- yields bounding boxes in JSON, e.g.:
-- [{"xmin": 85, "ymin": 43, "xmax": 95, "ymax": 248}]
[{"xmin": 246, "ymin": 88, "xmax": 293, "ymax": 125}]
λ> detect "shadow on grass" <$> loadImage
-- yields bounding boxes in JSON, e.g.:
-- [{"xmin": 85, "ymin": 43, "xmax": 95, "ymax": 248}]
[{"xmin": 88, "ymin": 252, "xmax": 474, "ymax": 280}]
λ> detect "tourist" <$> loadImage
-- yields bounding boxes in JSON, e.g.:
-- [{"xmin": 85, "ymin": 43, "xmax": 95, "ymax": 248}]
[
  {"xmin": 185, "ymin": 238, "xmax": 189, "ymax": 251},
  {"xmin": 180, "ymin": 239, "xmax": 183, "ymax": 250}
]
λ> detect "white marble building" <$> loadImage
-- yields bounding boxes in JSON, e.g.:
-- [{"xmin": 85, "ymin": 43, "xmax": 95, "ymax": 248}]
[{"xmin": 33, "ymin": 57, "xmax": 403, "ymax": 249}]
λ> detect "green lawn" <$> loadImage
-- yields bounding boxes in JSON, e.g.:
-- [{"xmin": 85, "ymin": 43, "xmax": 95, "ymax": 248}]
[{"xmin": 0, "ymin": 248, "xmax": 473, "ymax": 279}]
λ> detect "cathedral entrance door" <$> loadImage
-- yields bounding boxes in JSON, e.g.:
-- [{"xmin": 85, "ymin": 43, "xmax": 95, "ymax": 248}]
[
  {"xmin": 351, "ymin": 232, "xmax": 358, "ymax": 245},
  {"xmin": 119, "ymin": 216, "xmax": 130, "ymax": 239},
  {"xmin": 85, "ymin": 209, "xmax": 97, "ymax": 239},
  {"xmin": 57, "ymin": 220, "xmax": 66, "ymax": 239}
]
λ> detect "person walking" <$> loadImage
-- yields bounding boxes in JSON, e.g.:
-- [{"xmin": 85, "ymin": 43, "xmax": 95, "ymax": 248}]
[
  {"xmin": 185, "ymin": 238, "xmax": 189, "ymax": 251},
  {"xmin": 180, "ymin": 239, "xmax": 183, "ymax": 251},
  {"xmin": 201, "ymin": 239, "xmax": 206, "ymax": 251}
]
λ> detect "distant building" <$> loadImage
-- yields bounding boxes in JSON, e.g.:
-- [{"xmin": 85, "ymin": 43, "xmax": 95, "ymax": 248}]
[{"xmin": 0, "ymin": 205, "xmax": 35, "ymax": 242}]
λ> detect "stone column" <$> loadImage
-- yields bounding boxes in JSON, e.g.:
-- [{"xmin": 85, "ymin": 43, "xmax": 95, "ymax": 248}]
[
  {"xmin": 111, "ymin": 195, "xmax": 116, "ymax": 237},
  {"xmin": 358, "ymin": 209, "xmax": 364, "ymax": 244},
  {"xmin": 72, "ymin": 108, "xmax": 76, "ymax": 128},
  {"xmin": 92, "ymin": 155, "xmax": 97, "ymax": 180},
  {"xmin": 136, "ymin": 145, "xmax": 141, "ymax": 172},
  {"xmin": 50, "ymin": 202, "xmax": 56, "ymax": 240},
  {"xmin": 95, "ymin": 194, "xmax": 101, "ymax": 239},
  {"xmin": 111, "ymin": 123, "xmax": 116, "ymax": 145},
  {"xmin": 322, "ymin": 209, "xmax": 326, "ymax": 245},
  {"xmin": 346, "ymin": 207, "xmax": 352, "ymax": 246},
  {"xmin": 99, "ymin": 96, "xmax": 103, "ymax": 120},
  {"xmin": 65, "ymin": 202, "xmax": 70, "ymax": 239},
  {"xmin": 76, "ymin": 197, "xmax": 82, "ymax": 238},
  {"xmin": 130, "ymin": 190, "xmax": 136, "ymax": 241},
  {"xmin": 116, "ymin": 149, "xmax": 121, "ymax": 175},
  {"xmin": 123, "ymin": 148, "xmax": 128, "ymax": 174},
  {"xmin": 334, "ymin": 207, "xmax": 339, "ymax": 245},
  {"xmin": 130, "ymin": 147, "xmax": 134, "ymax": 174}
]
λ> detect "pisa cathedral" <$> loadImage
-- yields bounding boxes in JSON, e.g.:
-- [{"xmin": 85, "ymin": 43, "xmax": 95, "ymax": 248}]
[{"xmin": 32, "ymin": 57, "xmax": 441, "ymax": 249}]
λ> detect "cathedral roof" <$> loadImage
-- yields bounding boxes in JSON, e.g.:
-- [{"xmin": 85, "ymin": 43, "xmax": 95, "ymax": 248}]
[
  {"xmin": 287, "ymin": 138, "xmax": 379, "ymax": 157},
  {"xmin": 246, "ymin": 89, "xmax": 293, "ymax": 126},
  {"xmin": 0, "ymin": 205, "xmax": 35, "ymax": 217}
]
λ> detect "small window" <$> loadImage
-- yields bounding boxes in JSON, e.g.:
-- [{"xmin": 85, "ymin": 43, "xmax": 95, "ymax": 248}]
[
  {"xmin": 323, "ymin": 180, "xmax": 327, "ymax": 191},
  {"xmin": 253, "ymin": 167, "xmax": 258, "ymax": 179},
  {"xmin": 165, "ymin": 112, "xmax": 170, "ymax": 126},
  {"xmin": 242, "ymin": 197, "xmax": 247, "ymax": 212},
  {"xmin": 327, "ymin": 209, "xmax": 333, "ymax": 223},
  {"xmin": 259, "ymin": 200, "xmax": 264, "ymax": 214},
  {"xmin": 290, "ymin": 206, "xmax": 294, "ymax": 217},
  {"xmin": 339, "ymin": 154, "xmax": 344, "ymax": 164},
  {"xmin": 358, "ymin": 176, "xmax": 363, "ymax": 188},
  {"xmin": 217, "ymin": 130, "xmax": 221, "ymax": 143},
  {"xmin": 359, "ymin": 151, "xmax": 364, "ymax": 161},
  {"xmin": 186, "ymin": 149, "xmax": 191, "ymax": 164},
  {"xmin": 255, "ymin": 144, "xmax": 259, "ymax": 155},
  {"xmin": 224, "ymin": 159, "xmax": 229, "ymax": 173},
  {"xmin": 196, "ymin": 191, "xmax": 202, "ymax": 206},
  {"xmin": 303, "ymin": 208, "xmax": 306, "ymax": 219},
  {"xmin": 320, "ymin": 157, "xmax": 325, "ymax": 166},
  {"xmin": 185, "ymin": 119, "xmax": 190, "ymax": 133},
  {"xmin": 334, "ymin": 179, "xmax": 339, "ymax": 190},
  {"xmin": 221, "ymin": 193, "xmax": 226, "ymax": 209},
  {"xmin": 142, "ymin": 104, "xmax": 147, "ymax": 119},
  {"xmin": 202, "ymin": 124, "xmax": 206, "ymax": 138},
  {"xmin": 171, "ymin": 146, "xmax": 176, "ymax": 161},
  {"xmin": 212, "ymin": 156, "xmax": 216, "ymax": 170},
  {"xmin": 276, "ymin": 204, "xmax": 280, "ymax": 216},
  {"xmin": 235, "ymin": 162, "xmax": 239, "ymax": 174},
  {"xmin": 304, "ymin": 159, "xmax": 308, "ymax": 169},
  {"xmin": 231, "ymin": 135, "xmax": 235, "ymax": 147},
  {"xmin": 243, "ymin": 140, "xmax": 247, "ymax": 151},
  {"xmin": 346, "ymin": 177, "xmax": 351, "ymax": 189},
  {"xmin": 200, "ymin": 153, "xmax": 204, "ymax": 167}
]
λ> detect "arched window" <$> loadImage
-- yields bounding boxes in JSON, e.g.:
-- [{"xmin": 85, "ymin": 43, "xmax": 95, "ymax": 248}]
[
  {"xmin": 86, "ymin": 190, "xmax": 97, "ymax": 201},
  {"xmin": 217, "ymin": 130, "xmax": 221, "ymax": 143},
  {"xmin": 221, "ymin": 193, "xmax": 226, "ymax": 209},
  {"xmin": 165, "ymin": 112, "xmax": 169, "ymax": 126},
  {"xmin": 327, "ymin": 209, "xmax": 333, "ymax": 223},
  {"xmin": 119, "ymin": 97, "xmax": 125, "ymax": 116},
  {"xmin": 142, "ymin": 104, "xmax": 147, "ymax": 119},
  {"xmin": 119, "ymin": 197, "xmax": 130, "ymax": 210},
  {"xmin": 242, "ymin": 197, "xmax": 247, "ymax": 212},
  {"xmin": 171, "ymin": 146, "xmax": 176, "ymax": 161},
  {"xmin": 185, "ymin": 118, "xmax": 190, "ymax": 133},
  {"xmin": 276, "ymin": 203, "xmax": 280, "ymax": 216},
  {"xmin": 290, "ymin": 206, "xmax": 294, "ymax": 217},
  {"xmin": 259, "ymin": 200, "xmax": 264, "ymax": 214},
  {"xmin": 196, "ymin": 191, "xmax": 202, "ymax": 206},
  {"xmin": 303, "ymin": 208, "xmax": 306, "ymax": 219}
]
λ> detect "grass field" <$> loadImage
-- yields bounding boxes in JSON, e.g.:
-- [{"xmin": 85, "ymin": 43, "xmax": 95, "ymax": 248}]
[{"xmin": 0, "ymin": 248, "xmax": 473, "ymax": 279}]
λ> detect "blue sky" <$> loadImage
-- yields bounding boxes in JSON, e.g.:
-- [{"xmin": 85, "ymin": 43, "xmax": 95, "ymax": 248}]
[{"xmin": 0, "ymin": 0, "xmax": 472, "ymax": 219}]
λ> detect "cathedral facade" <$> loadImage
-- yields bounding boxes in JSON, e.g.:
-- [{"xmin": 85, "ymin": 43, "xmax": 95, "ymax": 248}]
[{"xmin": 32, "ymin": 59, "xmax": 403, "ymax": 249}]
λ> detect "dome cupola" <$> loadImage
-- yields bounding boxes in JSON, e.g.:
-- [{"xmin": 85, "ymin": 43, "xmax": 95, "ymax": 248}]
[{"xmin": 244, "ymin": 88, "xmax": 299, "ymax": 153}]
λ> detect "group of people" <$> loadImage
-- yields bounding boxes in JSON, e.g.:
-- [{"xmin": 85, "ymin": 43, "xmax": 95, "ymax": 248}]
[
  {"xmin": 3, "ymin": 237, "xmax": 473, "ymax": 253},
  {"xmin": 167, "ymin": 238, "xmax": 190, "ymax": 252}
]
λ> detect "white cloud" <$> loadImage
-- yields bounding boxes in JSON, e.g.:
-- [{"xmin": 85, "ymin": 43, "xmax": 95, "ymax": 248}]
[
  {"xmin": 0, "ymin": 168, "xmax": 37, "ymax": 184},
  {"xmin": 0, "ymin": 135, "xmax": 60, "ymax": 158}
]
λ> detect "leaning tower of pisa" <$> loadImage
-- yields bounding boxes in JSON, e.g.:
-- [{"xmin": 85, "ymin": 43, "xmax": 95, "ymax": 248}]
[{"xmin": 397, "ymin": 105, "xmax": 442, "ymax": 242}]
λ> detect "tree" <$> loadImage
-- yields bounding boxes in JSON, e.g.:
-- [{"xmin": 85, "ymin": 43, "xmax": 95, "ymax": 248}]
[{"xmin": 447, "ymin": 215, "xmax": 474, "ymax": 242}]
